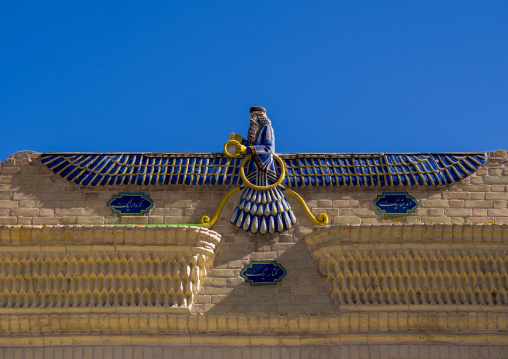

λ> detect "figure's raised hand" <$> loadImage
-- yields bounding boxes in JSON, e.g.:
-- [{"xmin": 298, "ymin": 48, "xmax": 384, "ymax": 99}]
[{"xmin": 236, "ymin": 143, "xmax": 247, "ymax": 155}]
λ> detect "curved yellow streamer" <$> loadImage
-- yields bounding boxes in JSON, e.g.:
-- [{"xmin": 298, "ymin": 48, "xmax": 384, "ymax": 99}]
[
  {"xmin": 285, "ymin": 188, "xmax": 328, "ymax": 225},
  {"xmin": 200, "ymin": 187, "xmax": 241, "ymax": 227}
]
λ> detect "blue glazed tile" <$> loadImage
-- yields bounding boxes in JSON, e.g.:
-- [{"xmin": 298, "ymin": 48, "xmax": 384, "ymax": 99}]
[
  {"xmin": 373, "ymin": 192, "xmax": 419, "ymax": 216},
  {"xmin": 107, "ymin": 192, "xmax": 154, "ymax": 216},
  {"xmin": 240, "ymin": 261, "xmax": 287, "ymax": 286}
]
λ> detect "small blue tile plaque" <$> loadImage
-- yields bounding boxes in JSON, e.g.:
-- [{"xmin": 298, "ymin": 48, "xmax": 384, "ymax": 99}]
[
  {"xmin": 240, "ymin": 261, "xmax": 287, "ymax": 286},
  {"xmin": 107, "ymin": 192, "xmax": 154, "ymax": 216},
  {"xmin": 373, "ymin": 192, "xmax": 419, "ymax": 216}
]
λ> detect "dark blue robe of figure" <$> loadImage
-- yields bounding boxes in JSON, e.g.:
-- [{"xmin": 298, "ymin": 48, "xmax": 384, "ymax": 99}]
[{"xmin": 230, "ymin": 124, "xmax": 296, "ymax": 234}]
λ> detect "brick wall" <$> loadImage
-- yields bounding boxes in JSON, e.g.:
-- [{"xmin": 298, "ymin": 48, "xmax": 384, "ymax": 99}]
[{"xmin": 1, "ymin": 149, "xmax": 507, "ymax": 358}]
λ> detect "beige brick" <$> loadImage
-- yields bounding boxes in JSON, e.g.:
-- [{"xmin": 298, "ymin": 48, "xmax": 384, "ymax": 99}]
[
  {"xmin": 34, "ymin": 185, "xmax": 59, "ymax": 192},
  {"xmin": 201, "ymin": 286, "xmax": 233, "ymax": 295},
  {"xmin": 61, "ymin": 217, "xmax": 77, "ymax": 224},
  {"xmin": 39, "ymin": 209, "xmax": 55, "ymax": 217},
  {"xmin": 449, "ymin": 200, "xmax": 464, "ymax": 208},
  {"xmin": 12, "ymin": 192, "xmax": 37, "ymax": 200},
  {"xmin": 490, "ymin": 149, "xmax": 508, "ymax": 157},
  {"xmin": 354, "ymin": 208, "xmax": 377, "ymax": 216},
  {"xmin": 426, "ymin": 192, "xmax": 443, "ymax": 199},
  {"xmin": 484, "ymin": 176, "xmax": 508, "ymax": 184},
  {"xmin": 34, "ymin": 200, "xmax": 60, "ymax": 208},
  {"xmin": 443, "ymin": 192, "xmax": 470, "ymax": 200},
  {"xmin": 445, "ymin": 208, "xmax": 471, "ymax": 216},
  {"xmin": 119, "ymin": 216, "xmax": 147, "ymax": 224},
  {"xmin": 18, "ymin": 200, "xmax": 35, "ymax": 208},
  {"xmin": 462, "ymin": 185, "xmax": 490, "ymax": 192},
  {"xmin": 470, "ymin": 192, "xmax": 486, "ymax": 200},
  {"xmin": 0, "ymin": 209, "xmax": 9, "ymax": 216},
  {"xmin": 490, "ymin": 185, "xmax": 506, "ymax": 192},
  {"xmin": 10, "ymin": 208, "xmax": 38, "ymax": 216},
  {"xmin": 0, "ymin": 193, "xmax": 11, "ymax": 200},
  {"xmin": 317, "ymin": 200, "xmax": 332, "ymax": 208},
  {"xmin": 415, "ymin": 208, "xmax": 428, "ymax": 216},
  {"xmin": 32, "ymin": 217, "xmax": 61, "ymax": 225},
  {"xmin": 148, "ymin": 216, "xmax": 164, "ymax": 224},
  {"xmin": 0, "ymin": 176, "xmax": 12, "ymax": 184},
  {"xmin": 419, "ymin": 199, "xmax": 449, "ymax": 208},
  {"xmin": 84, "ymin": 192, "xmax": 100, "ymax": 199},
  {"xmin": 489, "ymin": 158, "xmax": 503, "ymax": 166},
  {"xmin": 339, "ymin": 208, "xmax": 354, "ymax": 216},
  {"xmin": 488, "ymin": 168, "xmax": 504, "ymax": 175},
  {"xmin": 17, "ymin": 217, "xmax": 32, "ymax": 225},
  {"xmin": 464, "ymin": 200, "xmax": 493, "ymax": 208},
  {"xmin": 451, "ymin": 217, "xmax": 465, "ymax": 224},
  {"xmin": 55, "ymin": 208, "xmax": 84, "ymax": 216},
  {"xmin": 421, "ymin": 217, "xmax": 452, "ymax": 224},
  {"xmin": 12, "ymin": 175, "xmax": 53, "ymax": 185},
  {"xmin": 470, "ymin": 177, "xmax": 484, "ymax": 184},
  {"xmin": 0, "ymin": 167, "xmax": 20, "ymax": 175},
  {"xmin": 57, "ymin": 192, "xmax": 84, "ymax": 200},
  {"xmin": 0, "ymin": 217, "xmax": 17, "ymax": 225},
  {"xmin": 186, "ymin": 192, "xmax": 214, "ymax": 200},
  {"xmin": 211, "ymin": 269, "xmax": 238, "ymax": 278},
  {"xmin": 472, "ymin": 208, "xmax": 488, "ymax": 216},
  {"xmin": 104, "ymin": 217, "xmax": 121, "ymax": 224},
  {"xmin": 170, "ymin": 208, "xmax": 184, "ymax": 216},
  {"xmin": 166, "ymin": 199, "xmax": 193, "ymax": 208},
  {"xmin": 494, "ymin": 200, "xmax": 507, "ymax": 208},
  {"xmin": 332, "ymin": 217, "xmax": 361, "ymax": 224},
  {"xmin": 487, "ymin": 209, "xmax": 508, "ymax": 216},
  {"xmin": 486, "ymin": 192, "xmax": 508, "ymax": 200},
  {"xmin": 467, "ymin": 217, "xmax": 494, "ymax": 224},
  {"xmin": 429, "ymin": 208, "xmax": 444, "ymax": 216},
  {"xmin": 333, "ymin": 200, "xmax": 359, "ymax": 208},
  {"xmin": 76, "ymin": 216, "xmax": 105, "ymax": 224},
  {"xmin": 0, "ymin": 200, "xmax": 17, "ymax": 209}
]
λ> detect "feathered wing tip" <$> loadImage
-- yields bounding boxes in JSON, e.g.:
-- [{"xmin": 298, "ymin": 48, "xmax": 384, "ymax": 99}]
[{"xmin": 230, "ymin": 187, "xmax": 296, "ymax": 234}]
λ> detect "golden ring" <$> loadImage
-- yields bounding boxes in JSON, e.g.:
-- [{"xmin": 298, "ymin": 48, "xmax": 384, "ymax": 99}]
[
  {"xmin": 223, "ymin": 139, "xmax": 241, "ymax": 158},
  {"xmin": 240, "ymin": 154, "xmax": 286, "ymax": 191}
]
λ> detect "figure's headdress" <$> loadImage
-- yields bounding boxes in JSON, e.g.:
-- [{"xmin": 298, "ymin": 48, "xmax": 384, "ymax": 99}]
[{"xmin": 250, "ymin": 106, "xmax": 266, "ymax": 116}]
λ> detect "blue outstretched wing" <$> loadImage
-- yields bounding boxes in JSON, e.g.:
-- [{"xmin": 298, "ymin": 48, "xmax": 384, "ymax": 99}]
[
  {"xmin": 41, "ymin": 153, "xmax": 243, "ymax": 186},
  {"xmin": 41, "ymin": 152, "xmax": 487, "ymax": 187},
  {"xmin": 282, "ymin": 153, "xmax": 487, "ymax": 187}
]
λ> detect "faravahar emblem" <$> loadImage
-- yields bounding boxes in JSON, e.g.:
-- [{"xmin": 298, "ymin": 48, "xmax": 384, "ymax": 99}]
[{"xmin": 41, "ymin": 106, "xmax": 487, "ymax": 234}]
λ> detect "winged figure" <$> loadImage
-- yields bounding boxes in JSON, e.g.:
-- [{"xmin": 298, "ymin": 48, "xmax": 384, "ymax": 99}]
[{"xmin": 41, "ymin": 107, "xmax": 487, "ymax": 234}]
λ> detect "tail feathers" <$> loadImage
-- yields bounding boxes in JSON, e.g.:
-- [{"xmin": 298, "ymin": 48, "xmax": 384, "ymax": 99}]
[{"xmin": 230, "ymin": 187, "xmax": 296, "ymax": 234}]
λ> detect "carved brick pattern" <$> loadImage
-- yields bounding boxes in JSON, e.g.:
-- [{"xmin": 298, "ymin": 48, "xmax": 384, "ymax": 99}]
[
  {"xmin": 320, "ymin": 248, "xmax": 508, "ymax": 305},
  {"xmin": 0, "ymin": 250, "xmax": 207, "ymax": 308}
]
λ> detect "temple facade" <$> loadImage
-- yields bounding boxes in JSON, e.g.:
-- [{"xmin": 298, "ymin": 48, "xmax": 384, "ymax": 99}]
[{"xmin": 0, "ymin": 148, "xmax": 507, "ymax": 358}]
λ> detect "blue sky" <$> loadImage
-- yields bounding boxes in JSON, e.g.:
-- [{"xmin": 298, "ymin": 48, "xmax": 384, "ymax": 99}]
[{"xmin": 1, "ymin": 2, "xmax": 507, "ymax": 161}]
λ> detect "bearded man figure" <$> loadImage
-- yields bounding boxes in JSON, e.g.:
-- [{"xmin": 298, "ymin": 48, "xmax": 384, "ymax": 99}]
[{"xmin": 229, "ymin": 106, "xmax": 296, "ymax": 234}]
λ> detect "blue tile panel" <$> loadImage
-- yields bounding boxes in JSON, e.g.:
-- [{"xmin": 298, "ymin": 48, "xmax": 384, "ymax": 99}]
[
  {"xmin": 41, "ymin": 152, "xmax": 487, "ymax": 187},
  {"xmin": 107, "ymin": 192, "xmax": 154, "ymax": 216},
  {"xmin": 373, "ymin": 192, "xmax": 419, "ymax": 216},
  {"xmin": 240, "ymin": 261, "xmax": 287, "ymax": 286}
]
